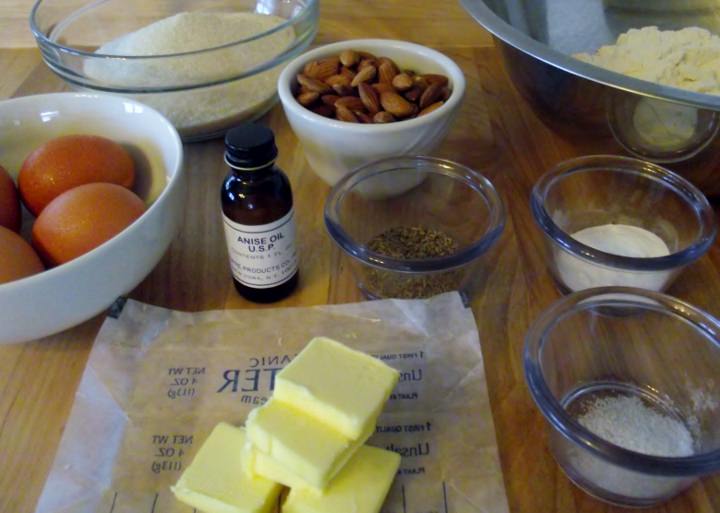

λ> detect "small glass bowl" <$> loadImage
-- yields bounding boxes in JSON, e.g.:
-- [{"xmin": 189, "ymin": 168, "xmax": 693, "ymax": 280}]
[
  {"xmin": 324, "ymin": 156, "xmax": 505, "ymax": 302},
  {"xmin": 607, "ymin": 93, "xmax": 720, "ymax": 164},
  {"xmin": 524, "ymin": 287, "xmax": 720, "ymax": 507},
  {"xmin": 30, "ymin": 0, "xmax": 318, "ymax": 141},
  {"xmin": 531, "ymin": 155, "xmax": 716, "ymax": 293}
]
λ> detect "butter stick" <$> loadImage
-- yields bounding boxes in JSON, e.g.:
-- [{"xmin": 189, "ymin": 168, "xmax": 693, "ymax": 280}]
[
  {"xmin": 171, "ymin": 423, "xmax": 282, "ymax": 513},
  {"xmin": 274, "ymin": 337, "xmax": 399, "ymax": 440},
  {"xmin": 246, "ymin": 397, "xmax": 372, "ymax": 489},
  {"xmin": 244, "ymin": 444, "xmax": 320, "ymax": 493},
  {"xmin": 283, "ymin": 445, "xmax": 401, "ymax": 513}
]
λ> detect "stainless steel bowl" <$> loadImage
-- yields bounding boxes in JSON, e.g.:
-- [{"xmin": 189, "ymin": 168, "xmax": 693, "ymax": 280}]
[{"xmin": 461, "ymin": 0, "xmax": 720, "ymax": 195}]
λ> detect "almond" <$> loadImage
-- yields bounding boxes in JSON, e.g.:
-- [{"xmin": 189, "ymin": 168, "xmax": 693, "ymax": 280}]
[
  {"xmin": 373, "ymin": 111, "xmax": 395, "ymax": 123},
  {"xmin": 358, "ymin": 83, "xmax": 380, "ymax": 114},
  {"xmin": 297, "ymin": 74, "xmax": 331, "ymax": 94},
  {"xmin": 412, "ymin": 75, "xmax": 429, "ymax": 91},
  {"xmin": 422, "ymin": 73, "xmax": 449, "ymax": 87},
  {"xmin": 354, "ymin": 110, "xmax": 373, "ymax": 123},
  {"xmin": 378, "ymin": 60, "xmax": 399, "ymax": 83},
  {"xmin": 372, "ymin": 82, "xmax": 395, "ymax": 95},
  {"xmin": 404, "ymin": 86, "xmax": 422, "ymax": 102},
  {"xmin": 297, "ymin": 91, "xmax": 319, "ymax": 106},
  {"xmin": 325, "ymin": 74, "xmax": 351, "ymax": 87},
  {"xmin": 392, "ymin": 73, "xmax": 414, "ymax": 91},
  {"xmin": 303, "ymin": 60, "xmax": 319, "ymax": 77},
  {"xmin": 418, "ymin": 101, "xmax": 444, "ymax": 116},
  {"xmin": 311, "ymin": 104, "xmax": 335, "ymax": 118},
  {"xmin": 351, "ymin": 65, "xmax": 376, "ymax": 87},
  {"xmin": 304, "ymin": 57, "xmax": 339, "ymax": 80},
  {"xmin": 335, "ymin": 96, "xmax": 365, "ymax": 111},
  {"xmin": 332, "ymin": 84, "xmax": 355, "ymax": 97},
  {"xmin": 440, "ymin": 85, "xmax": 451, "ymax": 101},
  {"xmin": 419, "ymin": 82, "xmax": 442, "ymax": 110},
  {"xmin": 321, "ymin": 94, "xmax": 341, "ymax": 106},
  {"xmin": 336, "ymin": 104, "xmax": 358, "ymax": 122},
  {"xmin": 358, "ymin": 58, "xmax": 378, "ymax": 70},
  {"xmin": 380, "ymin": 91, "xmax": 415, "ymax": 118},
  {"xmin": 339, "ymin": 49, "xmax": 359, "ymax": 67},
  {"xmin": 340, "ymin": 66, "xmax": 356, "ymax": 80},
  {"xmin": 378, "ymin": 57, "xmax": 399, "ymax": 71}
]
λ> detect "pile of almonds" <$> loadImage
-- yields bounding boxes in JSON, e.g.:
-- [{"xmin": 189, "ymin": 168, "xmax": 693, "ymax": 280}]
[{"xmin": 292, "ymin": 49, "xmax": 451, "ymax": 123}]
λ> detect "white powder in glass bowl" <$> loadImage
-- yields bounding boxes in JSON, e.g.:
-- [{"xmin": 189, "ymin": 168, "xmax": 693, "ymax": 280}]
[
  {"xmin": 559, "ymin": 394, "xmax": 695, "ymax": 502},
  {"xmin": 577, "ymin": 395, "xmax": 694, "ymax": 458},
  {"xmin": 554, "ymin": 224, "xmax": 672, "ymax": 292},
  {"xmin": 85, "ymin": 12, "xmax": 296, "ymax": 139}
]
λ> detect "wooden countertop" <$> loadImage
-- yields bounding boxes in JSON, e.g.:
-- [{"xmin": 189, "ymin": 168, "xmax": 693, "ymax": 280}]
[{"xmin": 1, "ymin": 1, "xmax": 720, "ymax": 512}]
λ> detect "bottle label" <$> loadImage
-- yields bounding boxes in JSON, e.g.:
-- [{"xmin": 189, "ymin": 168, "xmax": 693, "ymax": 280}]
[{"xmin": 222, "ymin": 209, "xmax": 298, "ymax": 289}]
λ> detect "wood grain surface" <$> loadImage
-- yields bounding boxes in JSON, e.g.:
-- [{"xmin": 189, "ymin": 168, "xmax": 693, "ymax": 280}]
[{"xmin": 1, "ymin": 2, "xmax": 720, "ymax": 513}]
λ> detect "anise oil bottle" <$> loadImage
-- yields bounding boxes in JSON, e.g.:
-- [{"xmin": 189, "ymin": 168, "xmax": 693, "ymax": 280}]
[{"xmin": 221, "ymin": 124, "xmax": 298, "ymax": 302}]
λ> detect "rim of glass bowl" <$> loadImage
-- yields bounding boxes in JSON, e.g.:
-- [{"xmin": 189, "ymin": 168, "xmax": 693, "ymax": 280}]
[
  {"xmin": 524, "ymin": 286, "xmax": 720, "ymax": 476},
  {"xmin": 29, "ymin": 0, "xmax": 318, "ymax": 92},
  {"xmin": 324, "ymin": 156, "xmax": 506, "ymax": 273},
  {"xmin": 530, "ymin": 155, "xmax": 717, "ymax": 272}
]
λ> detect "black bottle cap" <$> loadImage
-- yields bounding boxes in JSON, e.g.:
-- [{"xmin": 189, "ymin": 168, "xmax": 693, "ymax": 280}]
[{"xmin": 224, "ymin": 123, "xmax": 278, "ymax": 169}]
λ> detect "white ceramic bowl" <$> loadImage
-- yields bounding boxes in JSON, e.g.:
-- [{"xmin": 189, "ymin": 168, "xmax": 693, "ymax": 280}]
[
  {"xmin": 0, "ymin": 92, "xmax": 184, "ymax": 344},
  {"xmin": 278, "ymin": 39, "xmax": 466, "ymax": 186}
]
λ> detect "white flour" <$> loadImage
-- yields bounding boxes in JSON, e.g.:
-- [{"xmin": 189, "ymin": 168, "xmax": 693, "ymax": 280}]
[
  {"xmin": 560, "ymin": 394, "xmax": 695, "ymax": 502},
  {"xmin": 578, "ymin": 395, "xmax": 694, "ymax": 457},
  {"xmin": 85, "ymin": 12, "xmax": 295, "ymax": 138},
  {"xmin": 575, "ymin": 26, "xmax": 720, "ymax": 95},
  {"xmin": 554, "ymin": 223, "xmax": 672, "ymax": 291}
]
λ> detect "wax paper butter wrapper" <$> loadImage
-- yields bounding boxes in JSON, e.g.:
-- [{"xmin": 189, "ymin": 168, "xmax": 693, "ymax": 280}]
[{"xmin": 36, "ymin": 292, "xmax": 509, "ymax": 513}]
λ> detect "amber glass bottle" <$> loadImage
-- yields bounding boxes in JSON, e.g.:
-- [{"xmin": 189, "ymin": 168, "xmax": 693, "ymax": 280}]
[{"xmin": 221, "ymin": 124, "xmax": 298, "ymax": 303}]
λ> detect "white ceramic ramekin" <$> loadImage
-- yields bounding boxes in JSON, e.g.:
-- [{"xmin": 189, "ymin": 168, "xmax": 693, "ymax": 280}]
[{"xmin": 278, "ymin": 39, "xmax": 466, "ymax": 186}]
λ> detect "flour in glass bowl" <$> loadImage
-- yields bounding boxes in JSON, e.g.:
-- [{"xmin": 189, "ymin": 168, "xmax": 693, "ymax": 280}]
[
  {"xmin": 577, "ymin": 395, "xmax": 694, "ymax": 457},
  {"xmin": 562, "ymin": 393, "xmax": 695, "ymax": 501},
  {"xmin": 554, "ymin": 223, "xmax": 672, "ymax": 292},
  {"xmin": 85, "ymin": 12, "xmax": 296, "ymax": 138}
]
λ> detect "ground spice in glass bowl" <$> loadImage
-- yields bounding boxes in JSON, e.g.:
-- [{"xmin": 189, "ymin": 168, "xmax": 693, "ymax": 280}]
[
  {"xmin": 324, "ymin": 156, "xmax": 505, "ymax": 302},
  {"xmin": 365, "ymin": 226, "xmax": 464, "ymax": 299}
]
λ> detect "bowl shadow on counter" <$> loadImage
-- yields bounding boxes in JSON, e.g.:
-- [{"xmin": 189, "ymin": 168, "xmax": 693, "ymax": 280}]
[{"xmin": 498, "ymin": 43, "xmax": 720, "ymax": 197}]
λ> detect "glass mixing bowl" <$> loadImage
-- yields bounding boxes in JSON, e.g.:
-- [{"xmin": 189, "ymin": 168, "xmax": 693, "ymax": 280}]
[
  {"xmin": 324, "ymin": 156, "xmax": 505, "ymax": 302},
  {"xmin": 30, "ymin": 0, "xmax": 318, "ymax": 141},
  {"xmin": 531, "ymin": 155, "xmax": 717, "ymax": 294},
  {"xmin": 524, "ymin": 287, "xmax": 720, "ymax": 507}
]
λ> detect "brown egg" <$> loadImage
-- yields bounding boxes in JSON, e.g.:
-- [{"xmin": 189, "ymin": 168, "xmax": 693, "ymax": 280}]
[
  {"xmin": 0, "ymin": 165, "xmax": 21, "ymax": 232},
  {"xmin": 18, "ymin": 134, "xmax": 135, "ymax": 216},
  {"xmin": 32, "ymin": 183, "xmax": 146, "ymax": 266},
  {"xmin": 0, "ymin": 226, "xmax": 44, "ymax": 284}
]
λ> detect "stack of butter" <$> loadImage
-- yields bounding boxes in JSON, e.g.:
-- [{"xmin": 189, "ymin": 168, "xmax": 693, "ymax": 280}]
[{"xmin": 172, "ymin": 337, "xmax": 401, "ymax": 513}]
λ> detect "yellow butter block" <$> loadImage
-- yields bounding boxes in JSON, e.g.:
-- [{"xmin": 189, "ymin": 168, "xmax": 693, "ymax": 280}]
[
  {"xmin": 171, "ymin": 423, "xmax": 282, "ymax": 513},
  {"xmin": 274, "ymin": 337, "xmax": 399, "ymax": 440},
  {"xmin": 246, "ymin": 444, "xmax": 321, "ymax": 493},
  {"xmin": 246, "ymin": 398, "xmax": 372, "ymax": 489},
  {"xmin": 283, "ymin": 445, "xmax": 401, "ymax": 513},
  {"xmin": 241, "ymin": 441, "xmax": 256, "ymax": 477}
]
